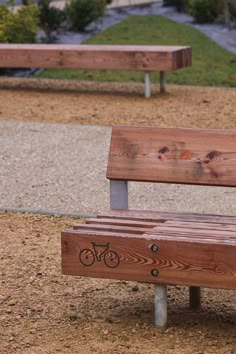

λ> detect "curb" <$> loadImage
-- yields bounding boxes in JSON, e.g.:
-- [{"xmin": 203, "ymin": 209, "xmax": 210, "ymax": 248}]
[{"xmin": 0, "ymin": 206, "xmax": 95, "ymax": 219}]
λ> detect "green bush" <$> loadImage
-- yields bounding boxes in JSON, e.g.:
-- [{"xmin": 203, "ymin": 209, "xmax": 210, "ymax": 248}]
[
  {"xmin": 65, "ymin": 0, "xmax": 106, "ymax": 31},
  {"xmin": 188, "ymin": 0, "xmax": 218, "ymax": 23},
  {"xmin": 0, "ymin": 4, "xmax": 39, "ymax": 43},
  {"xmin": 163, "ymin": 0, "xmax": 189, "ymax": 12},
  {"xmin": 229, "ymin": 1, "xmax": 236, "ymax": 22},
  {"xmin": 38, "ymin": 0, "xmax": 65, "ymax": 42}
]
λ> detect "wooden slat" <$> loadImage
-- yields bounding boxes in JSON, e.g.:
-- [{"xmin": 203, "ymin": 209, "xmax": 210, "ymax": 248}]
[
  {"xmin": 73, "ymin": 223, "xmax": 150, "ymax": 235},
  {"xmin": 0, "ymin": 44, "xmax": 191, "ymax": 71},
  {"xmin": 61, "ymin": 230, "xmax": 236, "ymax": 289},
  {"xmin": 98, "ymin": 209, "xmax": 236, "ymax": 224},
  {"xmin": 85, "ymin": 217, "xmax": 161, "ymax": 228},
  {"xmin": 165, "ymin": 220, "xmax": 236, "ymax": 232},
  {"xmin": 146, "ymin": 227, "xmax": 236, "ymax": 244},
  {"xmin": 107, "ymin": 126, "xmax": 236, "ymax": 186}
]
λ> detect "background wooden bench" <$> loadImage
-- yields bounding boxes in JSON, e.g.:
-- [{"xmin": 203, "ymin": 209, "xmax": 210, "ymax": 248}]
[
  {"xmin": 62, "ymin": 126, "xmax": 236, "ymax": 328},
  {"xmin": 0, "ymin": 44, "xmax": 191, "ymax": 97}
]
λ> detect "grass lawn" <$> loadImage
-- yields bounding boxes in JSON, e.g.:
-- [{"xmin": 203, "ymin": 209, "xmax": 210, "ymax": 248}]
[{"xmin": 36, "ymin": 15, "xmax": 236, "ymax": 87}]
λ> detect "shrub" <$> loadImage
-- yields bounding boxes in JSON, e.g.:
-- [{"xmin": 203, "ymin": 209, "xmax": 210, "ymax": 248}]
[
  {"xmin": 163, "ymin": 0, "xmax": 189, "ymax": 12},
  {"xmin": 188, "ymin": 0, "xmax": 218, "ymax": 23},
  {"xmin": 65, "ymin": 0, "xmax": 106, "ymax": 31},
  {"xmin": 38, "ymin": 0, "xmax": 65, "ymax": 42},
  {"xmin": 0, "ymin": 4, "xmax": 39, "ymax": 43},
  {"xmin": 229, "ymin": 1, "xmax": 236, "ymax": 23}
]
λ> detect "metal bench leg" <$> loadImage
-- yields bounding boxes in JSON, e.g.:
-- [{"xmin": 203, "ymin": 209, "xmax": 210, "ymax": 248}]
[
  {"xmin": 144, "ymin": 72, "xmax": 151, "ymax": 98},
  {"xmin": 110, "ymin": 180, "xmax": 128, "ymax": 209},
  {"xmin": 189, "ymin": 286, "xmax": 201, "ymax": 309},
  {"xmin": 154, "ymin": 284, "xmax": 167, "ymax": 329},
  {"xmin": 160, "ymin": 71, "xmax": 166, "ymax": 93}
]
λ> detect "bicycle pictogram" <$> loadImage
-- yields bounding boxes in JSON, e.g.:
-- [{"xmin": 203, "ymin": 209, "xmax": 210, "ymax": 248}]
[{"xmin": 79, "ymin": 242, "xmax": 120, "ymax": 268}]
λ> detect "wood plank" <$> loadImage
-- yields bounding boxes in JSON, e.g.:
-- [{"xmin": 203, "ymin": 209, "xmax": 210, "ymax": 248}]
[
  {"xmin": 165, "ymin": 220, "xmax": 236, "ymax": 232},
  {"xmin": 0, "ymin": 44, "xmax": 191, "ymax": 71},
  {"xmin": 146, "ymin": 228, "xmax": 236, "ymax": 244},
  {"xmin": 73, "ymin": 223, "xmax": 150, "ymax": 235},
  {"xmin": 98, "ymin": 209, "xmax": 236, "ymax": 224},
  {"xmin": 85, "ymin": 217, "xmax": 161, "ymax": 228},
  {"xmin": 107, "ymin": 126, "xmax": 236, "ymax": 186},
  {"xmin": 61, "ymin": 230, "xmax": 236, "ymax": 289}
]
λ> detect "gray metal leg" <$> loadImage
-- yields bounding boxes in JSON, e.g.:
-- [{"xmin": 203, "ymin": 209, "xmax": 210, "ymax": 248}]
[
  {"xmin": 144, "ymin": 72, "xmax": 151, "ymax": 98},
  {"xmin": 110, "ymin": 180, "xmax": 128, "ymax": 209},
  {"xmin": 189, "ymin": 286, "xmax": 201, "ymax": 309},
  {"xmin": 154, "ymin": 284, "xmax": 167, "ymax": 329},
  {"xmin": 160, "ymin": 71, "xmax": 166, "ymax": 93}
]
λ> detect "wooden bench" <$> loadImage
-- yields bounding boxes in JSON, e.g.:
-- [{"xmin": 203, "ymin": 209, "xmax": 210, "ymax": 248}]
[
  {"xmin": 0, "ymin": 44, "xmax": 191, "ymax": 97},
  {"xmin": 61, "ymin": 126, "xmax": 236, "ymax": 328}
]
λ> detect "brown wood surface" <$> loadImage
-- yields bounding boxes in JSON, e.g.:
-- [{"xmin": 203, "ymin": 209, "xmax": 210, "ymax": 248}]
[
  {"xmin": 98, "ymin": 209, "xmax": 236, "ymax": 224},
  {"xmin": 107, "ymin": 126, "xmax": 236, "ymax": 186},
  {"xmin": 61, "ymin": 226, "xmax": 236, "ymax": 289},
  {"xmin": 0, "ymin": 44, "xmax": 191, "ymax": 71}
]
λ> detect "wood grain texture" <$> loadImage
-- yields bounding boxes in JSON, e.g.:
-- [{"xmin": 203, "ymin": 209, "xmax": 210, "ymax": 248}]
[
  {"xmin": 0, "ymin": 44, "xmax": 191, "ymax": 71},
  {"xmin": 107, "ymin": 126, "xmax": 236, "ymax": 186},
  {"xmin": 61, "ymin": 222, "xmax": 236, "ymax": 289},
  {"xmin": 98, "ymin": 209, "xmax": 236, "ymax": 224}
]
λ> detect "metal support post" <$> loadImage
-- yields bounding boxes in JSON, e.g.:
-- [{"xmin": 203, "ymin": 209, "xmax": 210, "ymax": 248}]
[
  {"xmin": 154, "ymin": 284, "xmax": 167, "ymax": 329},
  {"xmin": 144, "ymin": 71, "xmax": 151, "ymax": 98},
  {"xmin": 160, "ymin": 71, "xmax": 166, "ymax": 93},
  {"xmin": 189, "ymin": 286, "xmax": 201, "ymax": 309},
  {"xmin": 110, "ymin": 180, "xmax": 128, "ymax": 209}
]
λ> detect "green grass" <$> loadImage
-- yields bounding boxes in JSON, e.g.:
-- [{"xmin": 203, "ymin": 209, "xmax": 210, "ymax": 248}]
[{"xmin": 36, "ymin": 15, "xmax": 236, "ymax": 87}]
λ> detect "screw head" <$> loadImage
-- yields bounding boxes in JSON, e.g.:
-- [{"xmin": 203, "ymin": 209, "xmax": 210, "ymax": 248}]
[
  {"xmin": 151, "ymin": 244, "xmax": 158, "ymax": 252},
  {"xmin": 151, "ymin": 269, "xmax": 159, "ymax": 277}
]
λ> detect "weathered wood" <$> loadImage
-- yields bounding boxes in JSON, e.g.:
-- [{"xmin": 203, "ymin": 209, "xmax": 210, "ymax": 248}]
[
  {"xmin": 61, "ymin": 125, "xmax": 236, "ymax": 327},
  {"xmin": 61, "ymin": 225, "xmax": 236, "ymax": 289},
  {"xmin": 85, "ymin": 217, "xmax": 162, "ymax": 228},
  {"xmin": 0, "ymin": 44, "xmax": 191, "ymax": 71},
  {"xmin": 107, "ymin": 126, "xmax": 236, "ymax": 187},
  {"xmin": 98, "ymin": 209, "xmax": 236, "ymax": 225},
  {"xmin": 73, "ymin": 223, "xmax": 153, "ymax": 235}
]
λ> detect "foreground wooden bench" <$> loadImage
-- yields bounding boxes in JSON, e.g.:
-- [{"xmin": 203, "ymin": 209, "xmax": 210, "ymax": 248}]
[
  {"xmin": 0, "ymin": 44, "xmax": 191, "ymax": 97},
  {"xmin": 62, "ymin": 126, "xmax": 236, "ymax": 328}
]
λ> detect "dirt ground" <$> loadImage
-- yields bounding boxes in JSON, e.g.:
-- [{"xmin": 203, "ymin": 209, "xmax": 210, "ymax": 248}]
[{"xmin": 0, "ymin": 78, "xmax": 235, "ymax": 354}]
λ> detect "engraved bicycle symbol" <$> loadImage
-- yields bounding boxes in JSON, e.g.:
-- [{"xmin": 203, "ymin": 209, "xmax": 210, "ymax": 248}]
[{"xmin": 79, "ymin": 242, "xmax": 120, "ymax": 268}]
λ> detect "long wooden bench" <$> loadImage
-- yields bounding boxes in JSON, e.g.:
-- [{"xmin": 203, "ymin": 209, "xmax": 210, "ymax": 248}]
[
  {"xmin": 0, "ymin": 44, "xmax": 191, "ymax": 97},
  {"xmin": 61, "ymin": 126, "xmax": 236, "ymax": 328}
]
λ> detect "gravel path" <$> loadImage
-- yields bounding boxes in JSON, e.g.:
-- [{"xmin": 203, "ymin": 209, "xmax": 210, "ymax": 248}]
[{"xmin": 1, "ymin": 119, "xmax": 235, "ymax": 215}]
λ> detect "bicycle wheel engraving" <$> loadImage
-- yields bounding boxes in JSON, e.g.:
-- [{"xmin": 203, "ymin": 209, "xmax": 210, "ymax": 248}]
[
  {"xmin": 104, "ymin": 250, "xmax": 120, "ymax": 268},
  {"xmin": 79, "ymin": 248, "xmax": 95, "ymax": 266}
]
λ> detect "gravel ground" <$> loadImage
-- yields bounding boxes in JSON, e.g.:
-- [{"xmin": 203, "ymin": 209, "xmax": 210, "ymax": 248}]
[{"xmin": 0, "ymin": 212, "xmax": 235, "ymax": 354}]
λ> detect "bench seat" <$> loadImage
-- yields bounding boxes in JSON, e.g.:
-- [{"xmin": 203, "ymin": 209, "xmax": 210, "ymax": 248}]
[{"xmin": 62, "ymin": 210, "xmax": 236, "ymax": 290}]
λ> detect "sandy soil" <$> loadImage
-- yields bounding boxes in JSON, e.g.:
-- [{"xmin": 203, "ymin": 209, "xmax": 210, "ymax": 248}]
[
  {"xmin": 0, "ymin": 78, "xmax": 235, "ymax": 129},
  {"xmin": 0, "ymin": 78, "xmax": 235, "ymax": 354}
]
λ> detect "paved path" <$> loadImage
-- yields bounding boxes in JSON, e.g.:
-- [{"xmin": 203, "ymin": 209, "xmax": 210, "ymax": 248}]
[{"xmin": 1, "ymin": 120, "xmax": 235, "ymax": 215}]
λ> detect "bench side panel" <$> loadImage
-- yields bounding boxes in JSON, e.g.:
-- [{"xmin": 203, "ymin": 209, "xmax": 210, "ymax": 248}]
[
  {"xmin": 0, "ymin": 45, "xmax": 191, "ymax": 71},
  {"xmin": 107, "ymin": 126, "xmax": 236, "ymax": 187},
  {"xmin": 61, "ymin": 230, "xmax": 236, "ymax": 289}
]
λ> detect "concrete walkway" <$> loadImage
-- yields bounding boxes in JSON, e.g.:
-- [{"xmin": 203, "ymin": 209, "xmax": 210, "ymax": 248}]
[{"xmin": 108, "ymin": 0, "xmax": 160, "ymax": 8}]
